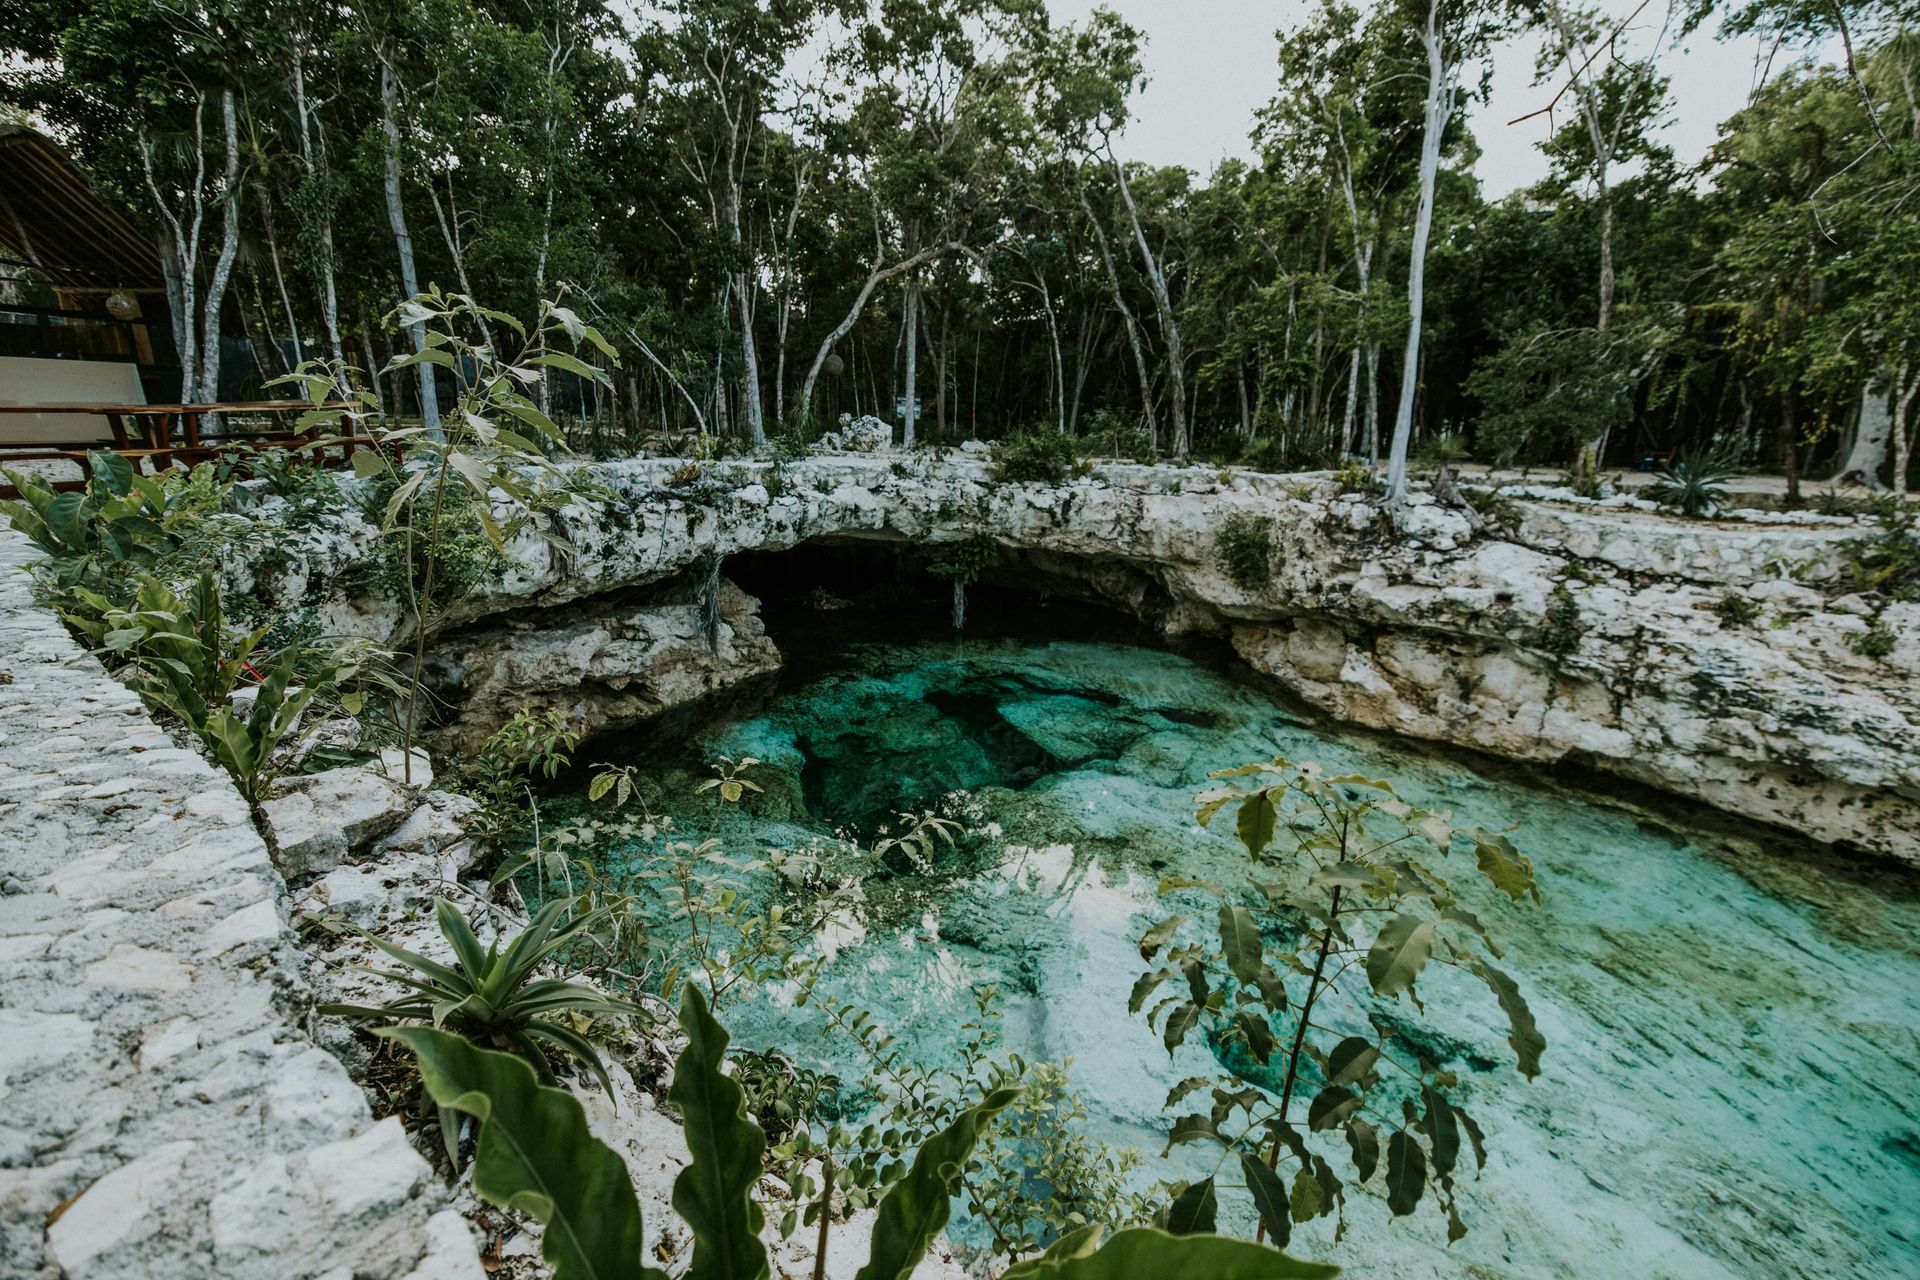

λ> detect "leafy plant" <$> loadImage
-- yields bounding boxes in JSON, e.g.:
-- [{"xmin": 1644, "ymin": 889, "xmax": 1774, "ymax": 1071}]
[
  {"xmin": 323, "ymin": 897, "xmax": 643, "ymax": 1104},
  {"xmin": 1216, "ymin": 515, "xmax": 1274, "ymax": 593},
  {"xmin": 1849, "ymin": 620, "xmax": 1897, "ymax": 659},
  {"xmin": 278, "ymin": 289, "xmax": 615, "ymax": 781},
  {"xmin": 927, "ymin": 534, "xmax": 997, "ymax": 586},
  {"xmin": 1131, "ymin": 759, "xmax": 1544, "ymax": 1249},
  {"xmin": 1542, "ymin": 582, "xmax": 1584, "ymax": 657},
  {"xmin": 698, "ymin": 754, "xmax": 766, "ymax": 804},
  {"xmin": 385, "ymin": 986, "xmax": 1337, "ymax": 1280},
  {"xmin": 1331, "ymin": 462, "xmax": 1378, "ymax": 496},
  {"xmin": 991, "ymin": 431, "xmax": 1082, "ymax": 485},
  {"xmin": 1646, "ymin": 451, "xmax": 1738, "ymax": 517},
  {"xmin": 0, "ymin": 452, "xmax": 193, "ymax": 591},
  {"xmin": 200, "ymin": 649, "xmax": 325, "ymax": 807},
  {"xmin": 1713, "ymin": 591, "xmax": 1761, "ymax": 628}
]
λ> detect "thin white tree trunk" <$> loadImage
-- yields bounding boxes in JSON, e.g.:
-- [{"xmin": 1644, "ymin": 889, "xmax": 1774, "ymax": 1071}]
[
  {"xmin": 1840, "ymin": 377, "xmax": 1893, "ymax": 488},
  {"xmin": 1385, "ymin": 0, "xmax": 1450, "ymax": 503},
  {"xmin": 196, "ymin": 88, "xmax": 243, "ymax": 405},
  {"xmin": 380, "ymin": 58, "xmax": 440, "ymax": 434},
  {"xmin": 1080, "ymin": 183, "xmax": 1157, "ymax": 451},
  {"xmin": 797, "ymin": 241, "xmax": 955, "ymax": 419},
  {"xmin": 902, "ymin": 271, "xmax": 920, "ymax": 448},
  {"xmin": 1112, "ymin": 151, "xmax": 1187, "ymax": 456},
  {"xmin": 292, "ymin": 42, "xmax": 346, "ymax": 381}
]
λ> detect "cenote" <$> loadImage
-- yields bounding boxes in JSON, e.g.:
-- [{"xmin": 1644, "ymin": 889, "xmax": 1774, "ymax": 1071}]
[{"xmin": 543, "ymin": 549, "xmax": 1920, "ymax": 1280}]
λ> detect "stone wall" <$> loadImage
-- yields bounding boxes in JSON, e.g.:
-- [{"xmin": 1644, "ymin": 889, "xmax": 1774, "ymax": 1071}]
[
  {"xmin": 237, "ymin": 457, "xmax": 1919, "ymax": 862},
  {"xmin": 0, "ymin": 525, "xmax": 478, "ymax": 1280}
]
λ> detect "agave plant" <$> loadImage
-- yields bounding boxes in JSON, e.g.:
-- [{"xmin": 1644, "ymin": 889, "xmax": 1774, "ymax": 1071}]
[
  {"xmin": 1646, "ymin": 450, "xmax": 1738, "ymax": 517},
  {"xmin": 324, "ymin": 897, "xmax": 642, "ymax": 1101}
]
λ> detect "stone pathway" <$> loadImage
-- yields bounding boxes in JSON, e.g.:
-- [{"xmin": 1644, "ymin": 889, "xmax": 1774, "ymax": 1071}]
[{"xmin": 0, "ymin": 525, "xmax": 477, "ymax": 1280}]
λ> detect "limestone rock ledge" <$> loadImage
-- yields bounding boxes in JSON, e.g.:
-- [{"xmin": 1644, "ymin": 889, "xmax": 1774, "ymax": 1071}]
[
  {"xmin": 422, "ymin": 575, "xmax": 780, "ymax": 755},
  {"xmin": 238, "ymin": 457, "xmax": 1919, "ymax": 862}
]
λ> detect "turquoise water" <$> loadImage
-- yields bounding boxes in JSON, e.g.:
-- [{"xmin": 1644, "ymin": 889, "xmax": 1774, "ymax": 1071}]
[{"xmin": 566, "ymin": 634, "xmax": 1920, "ymax": 1279}]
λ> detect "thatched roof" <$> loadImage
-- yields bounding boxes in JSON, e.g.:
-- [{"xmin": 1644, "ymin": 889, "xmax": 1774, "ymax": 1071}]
[{"xmin": 0, "ymin": 125, "xmax": 164, "ymax": 293}]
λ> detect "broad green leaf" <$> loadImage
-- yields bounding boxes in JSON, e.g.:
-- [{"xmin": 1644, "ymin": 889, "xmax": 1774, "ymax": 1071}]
[
  {"xmin": 530, "ymin": 350, "xmax": 608, "ymax": 382},
  {"xmin": 1473, "ymin": 835, "xmax": 1539, "ymax": 903},
  {"xmin": 1324, "ymin": 1037, "xmax": 1379, "ymax": 1086},
  {"xmin": 1365, "ymin": 914, "xmax": 1436, "ymax": 997},
  {"xmin": 669, "ymin": 985, "xmax": 769, "ymax": 1280},
  {"xmin": 1384, "ymin": 1131, "xmax": 1425, "ymax": 1216},
  {"xmin": 1468, "ymin": 955, "xmax": 1545, "ymax": 1079},
  {"xmin": 1165, "ymin": 1177, "xmax": 1217, "ymax": 1236},
  {"xmin": 1287, "ymin": 1168, "xmax": 1321, "ymax": 1223},
  {"xmin": 1236, "ymin": 791, "xmax": 1278, "ymax": 858},
  {"xmin": 1236, "ymin": 1011, "xmax": 1275, "ymax": 1063},
  {"xmin": 588, "ymin": 773, "xmax": 615, "ymax": 802},
  {"xmin": 1306, "ymin": 1086, "xmax": 1360, "ymax": 1132},
  {"xmin": 1219, "ymin": 905, "xmax": 1263, "ymax": 983},
  {"xmin": 1308, "ymin": 862, "xmax": 1386, "ymax": 891},
  {"xmin": 1422, "ymin": 1088, "xmax": 1460, "ymax": 1179},
  {"xmin": 1163, "ymin": 1002, "xmax": 1200, "ymax": 1054},
  {"xmin": 1164, "ymin": 1114, "xmax": 1219, "ymax": 1154},
  {"xmin": 853, "ymin": 1086, "xmax": 1020, "ymax": 1280},
  {"xmin": 1240, "ymin": 1152, "xmax": 1292, "ymax": 1247},
  {"xmin": 91, "ymin": 450, "xmax": 134, "ymax": 496},
  {"xmin": 1344, "ymin": 1117, "xmax": 1380, "ymax": 1182},
  {"xmin": 380, "ymin": 1027, "xmax": 659, "ymax": 1280},
  {"xmin": 1129, "ymin": 966, "xmax": 1174, "ymax": 1014},
  {"xmin": 1138, "ymin": 914, "xmax": 1189, "ymax": 961},
  {"xmin": 999, "ymin": 1227, "xmax": 1337, "ymax": 1279},
  {"xmin": 1165, "ymin": 1076, "xmax": 1212, "ymax": 1109},
  {"xmin": 44, "ymin": 492, "xmax": 89, "ymax": 548}
]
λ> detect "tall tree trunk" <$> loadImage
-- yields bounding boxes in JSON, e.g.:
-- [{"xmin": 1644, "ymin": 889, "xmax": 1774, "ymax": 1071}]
[
  {"xmin": 1385, "ymin": 0, "xmax": 1451, "ymax": 503},
  {"xmin": 1839, "ymin": 376, "xmax": 1893, "ymax": 488},
  {"xmin": 1779, "ymin": 390, "xmax": 1800, "ymax": 506},
  {"xmin": 255, "ymin": 186, "xmax": 301, "ymax": 366},
  {"xmin": 380, "ymin": 58, "xmax": 440, "ymax": 434},
  {"xmin": 1111, "ymin": 152, "xmax": 1186, "ymax": 456},
  {"xmin": 902, "ymin": 271, "xmax": 920, "ymax": 448},
  {"xmin": 429, "ymin": 177, "xmax": 490, "ymax": 349},
  {"xmin": 1892, "ymin": 362, "xmax": 1915, "ymax": 497},
  {"xmin": 735, "ymin": 266, "xmax": 766, "ymax": 446},
  {"xmin": 292, "ymin": 41, "xmax": 346, "ymax": 380},
  {"xmin": 797, "ymin": 242, "xmax": 953, "ymax": 420},
  {"xmin": 1080, "ymin": 183, "xmax": 1158, "ymax": 451},
  {"xmin": 196, "ymin": 87, "xmax": 244, "ymax": 405}
]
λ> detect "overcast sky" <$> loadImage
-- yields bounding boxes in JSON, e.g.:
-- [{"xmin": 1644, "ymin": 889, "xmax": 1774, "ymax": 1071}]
[{"xmin": 1048, "ymin": 0, "xmax": 1830, "ymax": 197}]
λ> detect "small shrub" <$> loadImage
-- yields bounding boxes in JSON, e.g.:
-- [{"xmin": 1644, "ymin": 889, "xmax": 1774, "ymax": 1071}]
[
  {"xmin": 1333, "ymin": 460, "xmax": 1380, "ymax": 495},
  {"xmin": 1215, "ymin": 514, "xmax": 1274, "ymax": 592},
  {"xmin": 324, "ymin": 896, "xmax": 643, "ymax": 1100},
  {"xmin": 927, "ymin": 534, "xmax": 996, "ymax": 586},
  {"xmin": 1849, "ymin": 621, "xmax": 1897, "ymax": 659},
  {"xmin": 1415, "ymin": 431, "xmax": 1472, "ymax": 471},
  {"xmin": 1646, "ymin": 451, "xmax": 1738, "ymax": 517},
  {"xmin": 1543, "ymin": 581, "xmax": 1584, "ymax": 656},
  {"xmin": 1714, "ymin": 591, "xmax": 1761, "ymax": 628},
  {"xmin": 667, "ymin": 460, "xmax": 704, "ymax": 489},
  {"xmin": 990, "ymin": 430, "xmax": 1080, "ymax": 485}
]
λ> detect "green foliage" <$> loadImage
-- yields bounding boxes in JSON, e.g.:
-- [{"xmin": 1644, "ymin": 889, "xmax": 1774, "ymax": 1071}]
[
  {"xmin": 1713, "ymin": 591, "xmax": 1761, "ymax": 628},
  {"xmin": 383, "ymin": 1025, "xmax": 661, "ymax": 1280},
  {"xmin": 669, "ymin": 984, "xmax": 769, "ymax": 1280},
  {"xmin": 927, "ymin": 535, "xmax": 997, "ymax": 586},
  {"xmin": 199, "ymin": 652, "xmax": 324, "ymax": 807},
  {"xmin": 383, "ymin": 992, "xmax": 1331, "ymax": 1280},
  {"xmin": 1849, "ymin": 621, "xmax": 1897, "ymax": 659},
  {"xmin": 1646, "ymin": 452, "xmax": 1738, "ymax": 518},
  {"xmin": 0, "ymin": 454, "xmax": 202, "ymax": 593},
  {"xmin": 323, "ymin": 897, "xmax": 643, "ymax": 1101},
  {"xmin": 1844, "ymin": 500, "xmax": 1920, "ymax": 598},
  {"xmin": 1468, "ymin": 325, "xmax": 1667, "ymax": 467},
  {"xmin": 991, "ymin": 432, "xmax": 1083, "ymax": 485},
  {"xmin": 1132, "ymin": 759, "xmax": 1543, "ymax": 1247},
  {"xmin": 1331, "ymin": 462, "xmax": 1379, "ymax": 496},
  {"xmin": 1542, "ymin": 582, "xmax": 1584, "ymax": 657},
  {"xmin": 1215, "ymin": 515, "xmax": 1274, "ymax": 593}
]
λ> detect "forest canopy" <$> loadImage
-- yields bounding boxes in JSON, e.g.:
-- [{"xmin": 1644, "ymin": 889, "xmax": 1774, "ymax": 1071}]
[{"xmin": 1, "ymin": 0, "xmax": 1916, "ymax": 492}]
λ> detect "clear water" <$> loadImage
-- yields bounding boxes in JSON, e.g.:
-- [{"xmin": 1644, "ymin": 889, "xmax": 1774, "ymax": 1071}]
[{"xmin": 563, "ymin": 632, "xmax": 1920, "ymax": 1279}]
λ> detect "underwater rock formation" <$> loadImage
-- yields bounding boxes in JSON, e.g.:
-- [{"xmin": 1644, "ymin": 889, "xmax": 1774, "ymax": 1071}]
[{"xmin": 237, "ymin": 457, "xmax": 1918, "ymax": 861}]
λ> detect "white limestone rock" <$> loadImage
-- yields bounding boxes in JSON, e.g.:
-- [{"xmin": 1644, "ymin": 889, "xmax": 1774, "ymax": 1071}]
[{"xmin": 263, "ymin": 766, "xmax": 418, "ymax": 878}]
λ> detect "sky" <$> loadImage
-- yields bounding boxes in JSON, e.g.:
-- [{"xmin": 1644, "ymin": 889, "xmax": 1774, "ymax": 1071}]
[{"xmin": 1047, "ymin": 0, "xmax": 1830, "ymax": 197}]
